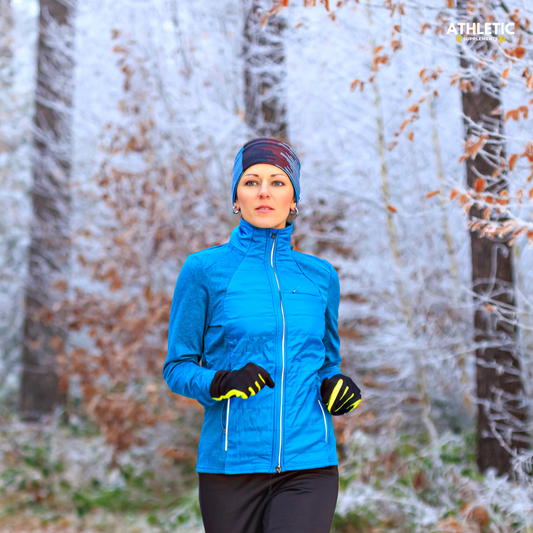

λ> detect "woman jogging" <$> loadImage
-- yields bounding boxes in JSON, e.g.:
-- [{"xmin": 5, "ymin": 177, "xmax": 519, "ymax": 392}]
[{"xmin": 163, "ymin": 137, "xmax": 362, "ymax": 533}]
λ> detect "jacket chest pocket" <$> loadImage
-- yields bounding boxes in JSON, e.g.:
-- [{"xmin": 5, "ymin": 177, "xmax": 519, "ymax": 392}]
[{"xmin": 281, "ymin": 290, "xmax": 325, "ymax": 339}]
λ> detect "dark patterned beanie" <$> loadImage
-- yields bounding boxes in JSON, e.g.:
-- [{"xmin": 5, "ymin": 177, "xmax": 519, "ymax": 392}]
[{"xmin": 231, "ymin": 137, "xmax": 301, "ymax": 207}]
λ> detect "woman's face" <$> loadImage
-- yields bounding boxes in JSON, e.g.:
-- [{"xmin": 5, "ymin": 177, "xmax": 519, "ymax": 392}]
[{"xmin": 234, "ymin": 163, "xmax": 297, "ymax": 229}]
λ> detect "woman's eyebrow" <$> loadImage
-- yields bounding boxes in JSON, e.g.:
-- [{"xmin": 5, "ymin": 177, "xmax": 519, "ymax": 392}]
[{"xmin": 242, "ymin": 173, "xmax": 286, "ymax": 178}]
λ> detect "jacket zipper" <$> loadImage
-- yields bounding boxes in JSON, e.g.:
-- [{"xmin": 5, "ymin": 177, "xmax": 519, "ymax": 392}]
[
  {"xmin": 224, "ymin": 397, "xmax": 230, "ymax": 451},
  {"xmin": 271, "ymin": 233, "xmax": 285, "ymax": 473},
  {"xmin": 318, "ymin": 399, "xmax": 328, "ymax": 442}
]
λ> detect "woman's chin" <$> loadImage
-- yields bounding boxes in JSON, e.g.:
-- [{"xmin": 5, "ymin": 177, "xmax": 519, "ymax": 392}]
[{"xmin": 246, "ymin": 212, "xmax": 285, "ymax": 229}]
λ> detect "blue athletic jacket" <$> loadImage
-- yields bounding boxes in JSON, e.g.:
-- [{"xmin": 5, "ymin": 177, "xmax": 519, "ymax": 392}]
[{"xmin": 163, "ymin": 217, "xmax": 342, "ymax": 474}]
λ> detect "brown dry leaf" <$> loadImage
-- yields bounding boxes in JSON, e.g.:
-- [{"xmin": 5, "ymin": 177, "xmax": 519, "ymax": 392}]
[
  {"xmin": 399, "ymin": 119, "xmax": 410, "ymax": 132},
  {"xmin": 504, "ymin": 109, "xmax": 520, "ymax": 122},
  {"xmin": 515, "ymin": 46, "xmax": 526, "ymax": 59},
  {"xmin": 436, "ymin": 516, "xmax": 465, "ymax": 532},
  {"xmin": 48, "ymin": 336, "xmax": 64, "ymax": 350},
  {"xmin": 350, "ymin": 78, "xmax": 360, "ymax": 91},
  {"xmin": 412, "ymin": 471, "xmax": 426, "ymax": 490},
  {"xmin": 338, "ymin": 327, "xmax": 365, "ymax": 340},
  {"xmin": 465, "ymin": 134, "xmax": 488, "ymax": 158},
  {"xmin": 466, "ymin": 505, "xmax": 490, "ymax": 528},
  {"xmin": 53, "ymin": 279, "xmax": 68, "ymax": 292},
  {"xmin": 379, "ymin": 365, "xmax": 399, "ymax": 375},
  {"xmin": 143, "ymin": 382, "xmax": 158, "ymax": 394},
  {"xmin": 361, "ymin": 376, "xmax": 386, "ymax": 390},
  {"xmin": 469, "ymin": 221, "xmax": 483, "ymax": 232},
  {"xmin": 3, "ymin": 450, "xmax": 17, "ymax": 466},
  {"xmin": 474, "ymin": 178, "xmax": 486, "ymax": 192}
]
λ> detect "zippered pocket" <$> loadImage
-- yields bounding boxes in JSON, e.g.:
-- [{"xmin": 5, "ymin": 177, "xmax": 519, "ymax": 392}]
[
  {"xmin": 317, "ymin": 399, "xmax": 328, "ymax": 443},
  {"xmin": 223, "ymin": 397, "xmax": 231, "ymax": 451}
]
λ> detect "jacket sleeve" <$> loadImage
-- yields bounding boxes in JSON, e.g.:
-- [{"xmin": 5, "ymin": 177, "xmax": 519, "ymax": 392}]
[
  {"xmin": 318, "ymin": 263, "xmax": 343, "ymax": 382},
  {"xmin": 163, "ymin": 254, "xmax": 218, "ymax": 408}
]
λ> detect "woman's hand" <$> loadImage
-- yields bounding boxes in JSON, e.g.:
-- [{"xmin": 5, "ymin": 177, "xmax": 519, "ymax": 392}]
[
  {"xmin": 210, "ymin": 362, "xmax": 275, "ymax": 401},
  {"xmin": 320, "ymin": 374, "xmax": 361, "ymax": 415}
]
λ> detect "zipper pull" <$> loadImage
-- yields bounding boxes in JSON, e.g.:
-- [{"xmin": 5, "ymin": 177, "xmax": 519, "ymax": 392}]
[{"xmin": 275, "ymin": 466, "xmax": 281, "ymax": 473}]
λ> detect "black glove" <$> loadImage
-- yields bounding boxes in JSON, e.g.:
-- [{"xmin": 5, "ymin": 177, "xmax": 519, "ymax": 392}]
[
  {"xmin": 320, "ymin": 374, "xmax": 361, "ymax": 415},
  {"xmin": 210, "ymin": 362, "xmax": 275, "ymax": 401}
]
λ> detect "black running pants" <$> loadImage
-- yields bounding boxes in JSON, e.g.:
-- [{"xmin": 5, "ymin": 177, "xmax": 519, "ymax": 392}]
[{"xmin": 198, "ymin": 465, "xmax": 339, "ymax": 533}]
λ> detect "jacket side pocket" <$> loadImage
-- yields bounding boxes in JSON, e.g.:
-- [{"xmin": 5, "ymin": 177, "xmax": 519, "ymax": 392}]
[
  {"xmin": 317, "ymin": 399, "xmax": 328, "ymax": 443},
  {"xmin": 222, "ymin": 397, "xmax": 231, "ymax": 451}
]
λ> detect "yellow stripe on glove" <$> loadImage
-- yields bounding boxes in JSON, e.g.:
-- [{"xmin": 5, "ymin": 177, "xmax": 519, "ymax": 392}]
[
  {"xmin": 321, "ymin": 374, "xmax": 362, "ymax": 416},
  {"xmin": 209, "ymin": 363, "xmax": 275, "ymax": 401}
]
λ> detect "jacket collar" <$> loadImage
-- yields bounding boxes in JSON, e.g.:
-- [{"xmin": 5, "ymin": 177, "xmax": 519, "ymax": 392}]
[{"xmin": 229, "ymin": 217, "xmax": 294, "ymax": 256}]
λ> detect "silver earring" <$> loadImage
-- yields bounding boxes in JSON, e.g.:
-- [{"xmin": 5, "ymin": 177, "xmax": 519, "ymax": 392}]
[
  {"xmin": 290, "ymin": 206, "xmax": 299, "ymax": 216},
  {"xmin": 232, "ymin": 205, "xmax": 241, "ymax": 214}
]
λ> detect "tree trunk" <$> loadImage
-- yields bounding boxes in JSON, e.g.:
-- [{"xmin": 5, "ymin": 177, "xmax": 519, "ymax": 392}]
[
  {"xmin": 0, "ymin": 0, "xmax": 14, "ymax": 180},
  {"xmin": 456, "ymin": 1, "xmax": 528, "ymax": 475},
  {"xmin": 19, "ymin": 0, "xmax": 76, "ymax": 421},
  {"xmin": 242, "ymin": 0, "xmax": 287, "ymax": 139},
  {"xmin": 0, "ymin": 0, "xmax": 13, "ymax": 76}
]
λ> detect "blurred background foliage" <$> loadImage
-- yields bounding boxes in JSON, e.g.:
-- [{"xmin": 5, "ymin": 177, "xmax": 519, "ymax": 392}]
[{"xmin": 2, "ymin": 0, "xmax": 533, "ymax": 531}]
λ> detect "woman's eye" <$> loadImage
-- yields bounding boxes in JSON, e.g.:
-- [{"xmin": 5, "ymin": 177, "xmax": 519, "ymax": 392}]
[{"xmin": 244, "ymin": 180, "xmax": 285, "ymax": 186}]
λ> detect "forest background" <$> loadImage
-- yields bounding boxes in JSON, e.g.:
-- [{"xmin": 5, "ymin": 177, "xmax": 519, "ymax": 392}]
[{"xmin": 1, "ymin": 0, "xmax": 533, "ymax": 531}]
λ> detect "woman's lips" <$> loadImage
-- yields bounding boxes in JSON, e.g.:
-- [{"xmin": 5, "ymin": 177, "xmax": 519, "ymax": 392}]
[{"xmin": 256, "ymin": 207, "xmax": 274, "ymax": 212}]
